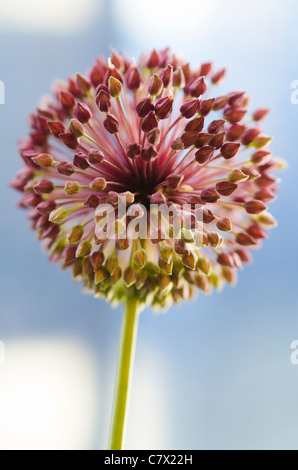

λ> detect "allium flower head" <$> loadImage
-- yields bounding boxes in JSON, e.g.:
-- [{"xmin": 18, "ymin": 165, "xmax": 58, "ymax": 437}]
[{"xmin": 12, "ymin": 48, "xmax": 283, "ymax": 309}]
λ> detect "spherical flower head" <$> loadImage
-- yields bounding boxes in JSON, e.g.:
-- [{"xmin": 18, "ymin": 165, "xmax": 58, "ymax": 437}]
[{"xmin": 12, "ymin": 48, "xmax": 283, "ymax": 310}]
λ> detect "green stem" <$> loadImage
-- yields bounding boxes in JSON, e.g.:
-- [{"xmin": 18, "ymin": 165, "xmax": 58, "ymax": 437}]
[{"xmin": 109, "ymin": 296, "xmax": 140, "ymax": 450}]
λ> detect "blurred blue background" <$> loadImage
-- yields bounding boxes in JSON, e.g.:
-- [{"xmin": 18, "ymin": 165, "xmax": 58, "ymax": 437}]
[{"xmin": 0, "ymin": 0, "xmax": 297, "ymax": 450}]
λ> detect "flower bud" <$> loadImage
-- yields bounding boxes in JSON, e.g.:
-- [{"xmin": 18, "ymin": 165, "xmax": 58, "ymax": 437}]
[
  {"xmin": 185, "ymin": 117, "xmax": 205, "ymax": 133},
  {"xmin": 180, "ymin": 99, "xmax": 199, "ymax": 118},
  {"xmin": 189, "ymin": 76, "xmax": 207, "ymax": 97},
  {"xmin": 47, "ymin": 121, "xmax": 66, "ymax": 137},
  {"xmin": 236, "ymin": 232, "xmax": 257, "ymax": 246},
  {"xmin": 69, "ymin": 119, "xmax": 85, "ymax": 138},
  {"xmin": 213, "ymin": 95, "xmax": 229, "ymax": 111},
  {"xmin": 105, "ymin": 255, "xmax": 119, "ymax": 275},
  {"xmin": 228, "ymin": 170, "xmax": 249, "ymax": 184},
  {"xmin": 159, "ymin": 64, "xmax": 173, "ymax": 87},
  {"xmin": 217, "ymin": 217, "xmax": 232, "ymax": 232},
  {"xmin": 90, "ymin": 177, "xmax": 107, "ymax": 192},
  {"xmin": 146, "ymin": 49, "xmax": 160, "ymax": 68},
  {"xmin": 88, "ymin": 149, "xmax": 105, "ymax": 165},
  {"xmin": 159, "ymin": 257, "xmax": 173, "ymax": 275},
  {"xmin": 95, "ymin": 268, "xmax": 109, "ymax": 285},
  {"xmin": 69, "ymin": 225, "xmax": 84, "ymax": 244},
  {"xmin": 126, "ymin": 65, "xmax": 141, "ymax": 90},
  {"xmin": 32, "ymin": 153, "xmax": 56, "ymax": 168},
  {"xmin": 60, "ymin": 132, "xmax": 79, "ymax": 149},
  {"xmin": 136, "ymin": 97, "xmax": 154, "ymax": 118},
  {"xmin": 199, "ymin": 98, "xmax": 214, "ymax": 116},
  {"xmin": 127, "ymin": 143, "xmax": 141, "ymax": 160},
  {"xmin": 123, "ymin": 266, "xmax": 137, "ymax": 287},
  {"xmin": 210, "ymin": 132, "xmax": 226, "ymax": 149},
  {"xmin": 181, "ymin": 132, "xmax": 197, "ymax": 148},
  {"xmin": 73, "ymin": 153, "xmax": 90, "ymax": 170},
  {"xmin": 195, "ymin": 133, "xmax": 213, "ymax": 148},
  {"xmin": 211, "ymin": 68, "xmax": 226, "ymax": 85},
  {"xmin": 49, "ymin": 207, "xmax": 68, "ymax": 224},
  {"xmin": 34, "ymin": 179, "xmax": 54, "ymax": 194},
  {"xmin": 104, "ymin": 114, "xmax": 120, "ymax": 134},
  {"xmin": 252, "ymin": 135, "xmax": 272, "ymax": 149},
  {"xmin": 201, "ymin": 188, "xmax": 220, "ymax": 203},
  {"xmin": 85, "ymin": 194, "xmax": 101, "ymax": 208},
  {"xmin": 245, "ymin": 200, "xmax": 268, "ymax": 214},
  {"xmin": 141, "ymin": 111, "xmax": 158, "ymax": 133},
  {"xmin": 64, "ymin": 181, "xmax": 81, "ymax": 195},
  {"xmin": 142, "ymin": 145, "xmax": 158, "ymax": 162},
  {"xmin": 203, "ymin": 209, "xmax": 215, "ymax": 224},
  {"xmin": 155, "ymin": 96, "xmax": 174, "ymax": 119},
  {"xmin": 182, "ymin": 252, "xmax": 196, "ymax": 270},
  {"xmin": 76, "ymin": 73, "xmax": 91, "ymax": 94},
  {"xmin": 227, "ymin": 124, "xmax": 245, "ymax": 141},
  {"xmin": 242, "ymin": 128, "xmax": 261, "ymax": 146},
  {"xmin": 197, "ymin": 257, "xmax": 211, "ymax": 275},
  {"xmin": 96, "ymin": 90, "xmax": 111, "ymax": 112},
  {"xmin": 224, "ymin": 107, "xmax": 247, "ymax": 123},
  {"xmin": 108, "ymin": 76, "xmax": 122, "ymax": 97},
  {"xmin": 172, "ymin": 67, "xmax": 185, "ymax": 88},
  {"xmin": 253, "ymin": 108, "xmax": 270, "ymax": 121},
  {"xmin": 257, "ymin": 213, "xmax": 277, "ymax": 227},
  {"xmin": 221, "ymin": 142, "xmax": 241, "ymax": 159},
  {"xmin": 251, "ymin": 150, "xmax": 271, "ymax": 166},
  {"xmin": 147, "ymin": 128, "xmax": 161, "ymax": 145},
  {"xmin": 74, "ymin": 102, "xmax": 92, "ymax": 124},
  {"xmin": 91, "ymin": 251, "xmax": 105, "ymax": 270},
  {"xmin": 133, "ymin": 249, "xmax": 148, "ymax": 269},
  {"xmin": 208, "ymin": 119, "xmax": 225, "ymax": 134},
  {"xmin": 59, "ymin": 90, "xmax": 75, "ymax": 110},
  {"xmin": 208, "ymin": 232, "xmax": 223, "ymax": 248},
  {"xmin": 37, "ymin": 200, "xmax": 56, "ymax": 215},
  {"xmin": 166, "ymin": 174, "xmax": 184, "ymax": 190},
  {"xmin": 195, "ymin": 146, "xmax": 214, "ymax": 164},
  {"xmin": 148, "ymin": 74, "xmax": 163, "ymax": 96}
]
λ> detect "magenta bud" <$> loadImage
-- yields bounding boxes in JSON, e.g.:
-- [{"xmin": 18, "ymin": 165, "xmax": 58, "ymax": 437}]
[
  {"xmin": 47, "ymin": 121, "xmax": 66, "ymax": 137},
  {"xmin": 242, "ymin": 128, "xmax": 261, "ymax": 146},
  {"xmin": 73, "ymin": 153, "xmax": 90, "ymax": 170},
  {"xmin": 172, "ymin": 67, "xmax": 185, "ymax": 88},
  {"xmin": 253, "ymin": 108, "xmax": 270, "ymax": 121},
  {"xmin": 211, "ymin": 68, "xmax": 226, "ymax": 85},
  {"xmin": 201, "ymin": 188, "xmax": 220, "ymax": 203},
  {"xmin": 227, "ymin": 124, "xmax": 246, "ymax": 141},
  {"xmin": 216, "ymin": 181, "xmax": 238, "ymax": 196},
  {"xmin": 213, "ymin": 95, "xmax": 229, "ymax": 111},
  {"xmin": 200, "ymin": 63, "xmax": 212, "ymax": 76},
  {"xmin": 59, "ymin": 132, "xmax": 79, "ymax": 149},
  {"xmin": 146, "ymin": 49, "xmax": 160, "ymax": 68},
  {"xmin": 136, "ymin": 96, "xmax": 155, "ymax": 118},
  {"xmin": 210, "ymin": 132, "xmax": 226, "ymax": 149},
  {"xmin": 142, "ymin": 145, "xmax": 158, "ymax": 162},
  {"xmin": 141, "ymin": 111, "xmax": 158, "ymax": 133},
  {"xmin": 195, "ymin": 146, "xmax": 214, "ymax": 164},
  {"xmin": 199, "ymin": 98, "xmax": 215, "ymax": 116},
  {"xmin": 127, "ymin": 143, "xmax": 141, "ymax": 160},
  {"xmin": 104, "ymin": 114, "xmax": 120, "ymax": 134},
  {"xmin": 155, "ymin": 96, "xmax": 174, "ymax": 119},
  {"xmin": 166, "ymin": 174, "xmax": 184, "ymax": 189},
  {"xmin": 76, "ymin": 73, "xmax": 91, "ymax": 94},
  {"xmin": 126, "ymin": 65, "xmax": 142, "ymax": 90},
  {"xmin": 247, "ymin": 224, "xmax": 267, "ymax": 240},
  {"xmin": 251, "ymin": 150, "xmax": 272, "ymax": 166},
  {"xmin": 34, "ymin": 179, "xmax": 54, "ymax": 194},
  {"xmin": 108, "ymin": 76, "xmax": 122, "ymax": 98},
  {"xmin": 185, "ymin": 117, "xmax": 205, "ymax": 133},
  {"xmin": 189, "ymin": 76, "xmax": 207, "ymax": 97},
  {"xmin": 255, "ymin": 188, "xmax": 275, "ymax": 203},
  {"xmin": 208, "ymin": 119, "xmax": 226, "ymax": 134},
  {"xmin": 203, "ymin": 209, "xmax": 215, "ymax": 224},
  {"xmin": 96, "ymin": 90, "xmax": 111, "ymax": 113},
  {"xmin": 224, "ymin": 107, "xmax": 247, "ymax": 123},
  {"xmin": 90, "ymin": 63, "xmax": 104, "ymax": 88},
  {"xmin": 88, "ymin": 149, "xmax": 105, "ymax": 165},
  {"xmin": 236, "ymin": 232, "xmax": 257, "ymax": 247},
  {"xmin": 74, "ymin": 102, "xmax": 92, "ymax": 123},
  {"xmin": 150, "ymin": 192, "xmax": 167, "ymax": 204},
  {"xmin": 32, "ymin": 153, "xmax": 56, "ymax": 168},
  {"xmin": 245, "ymin": 200, "xmax": 268, "ymax": 215},
  {"xmin": 59, "ymin": 90, "xmax": 75, "ymax": 110},
  {"xmin": 217, "ymin": 217, "xmax": 232, "ymax": 232},
  {"xmin": 147, "ymin": 128, "xmax": 161, "ymax": 145},
  {"xmin": 37, "ymin": 200, "xmax": 57, "ymax": 215},
  {"xmin": 236, "ymin": 249, "xmax": 252, "ymax": 264},
  {"xmin": 181, "ymin": 132, "xmax": 198, "ymax": 148},
  {"xmin": 148, "ymin": 74, "xmax": 163, "ymax": 96},
  {"xmin": 69, "ymin": 119, "xmax": 85, "ymax": 138},
  {"xmin": 90, "ymin": 177, "xmax": 107, "ymax": 192},
  {"xmin": 56, "ymin": 161, "xmax": 75, "ymax": 176},
  {"xmin": 180, "ymin": 99, "xmax": 199, "ymax": 118},
  {"xmin": 159, "ymin": 64, "xmax": 173, "ymax": 87},
  {"xmin": 228, "ymin": 91, "xmax": 246, "ymax": 107},
  {"xmin": 221, "ymin": 142, "xmax": 241, "ymax": 159},
  {"xmin": 195, "ymin": 133, "xmax": 213, "ymax": 148},
  {"xmin": 84, "ymin": 194, "xmax": 101, "ymax": 208}
]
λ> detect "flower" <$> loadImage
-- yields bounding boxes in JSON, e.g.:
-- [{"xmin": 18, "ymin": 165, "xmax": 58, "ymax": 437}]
[{"xmin": 11, "ymin": 48, "xmax": 282, "ymax": 309}]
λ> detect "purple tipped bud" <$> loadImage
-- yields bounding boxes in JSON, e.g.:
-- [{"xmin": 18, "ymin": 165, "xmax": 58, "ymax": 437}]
[
  {"xmin": 208, "ymin": 119, "xmax": 226, "ymax": 134},
  {"xmin": 255, "ymin": 188, "xmax": 275, "ymax": 203},
  {"xmin": 76, "ymin": 73, "xmax": 91, "ymax": 94},
  {"xmin": 123, "ymin": 266, "xmax": 137, "ymax": 287},
  {"xmin": 216, "ymin": 181, "xmax": 238, "ymax": 196},
  {"xmin": 34, "ymin": 179, "xmax": 54, "ymax": 194},
  {"xmin": 73, "ymin": 153, "xmax": 90, "ymax": 170},
  {"xmin": 245, "ymin": 200, "xmax": 268, "ymax": 215},
  {"xmin": 133, "ymin": 249, "xmax": 148, "ymax": 269},
  {"xmin": 159, "ymin": 64, "xmax": 173, "ymax": 87},
  {"xmin": 185, "ymin": 117, "xmax": 204, "ymax": 133},
  {"xmin": 88, "ymin": 149, "xmax": 105, "ymax": 165},
  {"xmin": 195, "ymin": 146, "xmax": 214, "ymax": 164},
  {"xmin": 95, "ymin": 268, "xmax": 109, "ymax": 285},
  {"xmin": 195, "ymin": 133, "xmax": 213, "ymax": 148},
  {"xmin": 242, "ymin": 128, "xmax": 261, "ymax": 146},
  {"xmin": 180, "ymin": 99, "xmax": 199, "ymax": 118},
  {"xmin": 221, "ymin": 142, "xmax": 241, "ymax": 159},
  {"xmin": 37, "ymin": 200, "xmax": 56, "ymax": 215},
  {"xmin": 90, "ymin": 177, "xmax": 107, "ymax": 192},
  {"xmin": 166, "ymin": 174, "xmax": 184, "ymax": 190},
  {"xmin": 127, "ymin": 143, "xmax": 141, "ymax": 160},
  {"xmin": 47, "ymin": 121, "xmax": 66, "ymax": 137},
  {"xmin": 210, "ymin": 132, "xmax": 226, "ymax": 149},
  {"xmin": 96, "ymin": 90, "xmax": 111, "ymax": 112},
  {"xmin": 56, "ymin": 161, "xmax": 75, "ymax": 176},
  {"xmin": 85, "ymin": 194, "xmax": 101, "ymax": 208},
  {"xmin": 148, "ymin": 74, "xmax": 163, "ymax": 96},
  {"xmin": 141, "ymin": 111, "xmax": 158, "ymax": 133},
  {"xmin": 155, "ymin": 96, "xmax": 174, "ymax": 119},
  {"xmin": 74, "ymin": 102, "xmax": 92, "ymax": 123},
  {"xmin": 198, "ymin": 98, "xmax": 214, "ymax": 117},
  {"xmin": 236, "ymin": 232, "xmax": 257, "ymax": 246},
  {"xmin": 69, "ymin": 119, "xmax": 85, "ymax": 138},
  {"xmin": 150, "ymin": 192, "xmax": 167, "ymax": 204},
  {"xmin": 105, "ymin": 255, "xmax": 119, "ymax": 275},
  {"xmin": 236, "ymin": 249, "xmax": 252, "ymax": 264},
  {"xmin": 142, "ymin": 145, "xmax": 158, "ymax": 162},
  {"xmin": 182, "ymin": 252, "xmax": 196, "ymax": 270},
  {"xmin": 213, "ymin": 95, "xmax": 229, "ymax": 111},
  {"xmin": 189, "ymin": 76, "xmax": 207, "ymax": 98},
  {"xmin": 201, "ymin": 188, "xmax": 220, "ymax": 203},
  {"xmin": 60, "ymin": 132, "xmax": 79, "ymax": 149},
  {"xmin": 181, "ymin": 132, "xmax": 198, "ymax": 148},
  {"xmin": 32, "ymin": 153, "xmax": 56, "ymax": 168},
  {"xmin": 251, "ymin": 150, "xmax": 272, "ymax": 166},
  {"xmin": 227, "ymin": 124, "xmax": 246, "ymax": 141},
  {"xmin": 64, "ymin": 181, "xmax": 81, "ymax": 195},
  {"xmin": 126, "ymin": 65, "xmax": 141, "ymax": 90},
  {"xmin": 211, "ymin": 68, "xmax": 226, "ymax": 85},
  {"xmin": 147, "ymin": 128, "xmax": 161, "ymax": 145},
  {"xmin": 224, "ymin": 107, "xmax": 247, "ymax": 123},
  {"xmin": 146, "ymin": 49, "xmax": 160, "ymax": 68},
  {"xmin": 203, "ymin": 209, "xmax": 215, "ymax": 224},
  {"xmin": 253, "ymin": 108, "xmax": 270, "ymax": 121},
  {"xmin": 200, "ymin": 63, "xmax": 212, "ymax": 76},
  {"xmin": 59, "ymin": 91, "xmax": 75, "ymax": 110},
  {"xmin": 173, "ymin": 67, "xmax": 185, "ymax": 88},
  {"xmin": 108, "ymin": 76, "xmax": 122, "ymax": 98},
  {"xmin": 217, "ymin": 217, "xmax": 232, "ymax": 232},
  {"xmin": 247, "ymin": 224, "xmax": 267, "ymax": 240},
  {"xmin": 136, "ymin": 96, "xmax": 155, "ymax": 118},
  {"xmin": 104, "ymin": 114, "xmax": 120, "ymax": 134},
  {"xmin": 217, "ymin": 253, "xmax": 234, "ymax": 268}
]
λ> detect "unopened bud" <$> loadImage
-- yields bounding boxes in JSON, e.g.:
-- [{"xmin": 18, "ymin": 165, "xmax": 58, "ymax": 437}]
[
  {"xmin": 155, "ymin": 96, "xmax": 174, "ymax": 120},
  {"xmin": 69, "ymin": 225, "xmax": 84, "ymax": 244},
  {"xmin": 123, "ymin": 266, "xmax": 137, "ymax": 287},
  {"xmin": 195, "ymin": 146, "xmax": 214, "ymax": 164},
  {"xmin": 159, "ymin": 64, "xmax": 173, "ymax": 87},
  {"xmin": 224, "ymin": 107, "xmax": 247, "ymax": 124},
  {"xmin": 60, "ymin": 132, "xmax": 79, "ymax": 149},
  {"xmin": 199, "ymin": 98, "xmax": 214, "ymax": 116},
  {"xmin": 126, "ymin": 65, "xmax": 141, "ymax": 90},
  {"xmin": 253, "ymin": 108, "xmax": 270, "ymax": 121},
  {"xmin": 136, "ymin": 97, "xmax": 154, "ymax": 118},
  {"xmin": 59, "ymin": 90, "xmax": 75, "ymax": 110},
  {"xmin": 189, "ymin": 76, "xmax": 207, "ymax": 97},
  {"xmin": 146, "ymin": 49, "xmax": 160, "ymax": 69},
  {"xmin": 197, "ymin": 257, "xmax": 211, "ymax": 275},
  {"xmin": 141, "ymin": 111, "xmax": 158, "ymax": 133},
  {"xmin": 228, "ymin": 170, "xmax": 249, "ymax": 184},
  {"xmin": 185, "ymin": 117, "xmax": 204, "ymax": 133},
  {"xmin": 180, "ymin": 99, "xmax": 199, "ymax": 118},
  {"xmin": 245, "ymin": 200, "xmax": 268, "ymax": 215},
  {"xmin": 104, "ymin": 114, "xmax": 120, "ymax": 134},
  {"xmin": 148, "ymin": 74, "xmax": 163, "ymax": 96},
  {"xmin": 96, "ymin": 90, "xmax": 111, "ymax": 112},
  {"xmin": 201, "ymin": 188, "xmax": 220, "ymax": 203},
  {"xmin": 127, "ymin": 143, "xmax": 141, "ymax": 160},
  {"xmin": 73, "ymin": 153, "xmax": 90, "ymax": 170},
  {"xmin": 211, "ymin": 68, "xmax": 226, "ymax": 85},
  {"xmin": 34, "ymin": 179, "xmax": 54, "ymax": 194},
  {"xmin": 64, "ymin": 181, "xmax": 81, "ymax": 195},
  {"xmin": 221, "ymin": 142, "xmax": 241, "ymax": 159},
  {"xmin": 88, "ymin": 149, "xmax": 105, "ymax": 165},
  {"xmin": 166, "ymin": 174, "xmax": 184, "ymax": 190},
  {"xmin": 32, "ymin": 153, "xmax": 56, "ymax": 168},
  {"xmin": 142, "ymin": 145, "xmax": 158, "ymax": 162},
  {"xmin": 217, "ymin": 217, "xmax": 232, "ymax": 232},
  {"xmin": 108, "ymin": 76, "xmax": 122, "ymax": 98},
  {"xmin": 49, "ymin": 207, "xmax": 68, "ymax": 224},
  {"xmin": 133, "ymin": 249, "xmax": 147, "ymax": 269},
  {"xmin": 69, "ymin": 119, "xmax": 85, "ymax": 138},
  {"xmin": 208, "ymin": 119, "xmax": 225, "ymax": 134},
  {"xmin": 90, "ymin": 177, "xmax": 107, "ymax": 192}
]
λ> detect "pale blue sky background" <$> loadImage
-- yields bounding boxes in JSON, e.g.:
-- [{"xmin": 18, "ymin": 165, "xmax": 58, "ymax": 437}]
[{"xmin": 0, "ymin": 0, "xmax": 297, "ymax": 450}]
